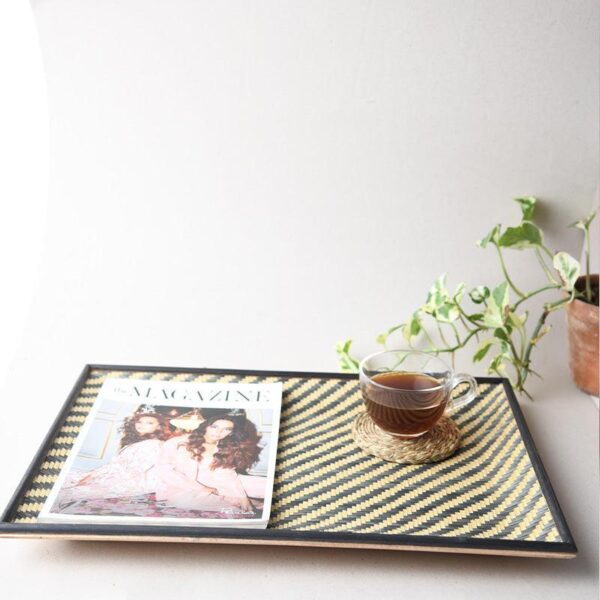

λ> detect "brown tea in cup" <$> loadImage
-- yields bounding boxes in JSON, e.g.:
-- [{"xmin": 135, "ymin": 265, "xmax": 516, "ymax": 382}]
[
  {"xmin": 361, "ymin": 372, "xmax": 448, "ymax": 437},
  {"xmin": 358, "ymin": 350, "xmax": 478, "ymax": 438}
]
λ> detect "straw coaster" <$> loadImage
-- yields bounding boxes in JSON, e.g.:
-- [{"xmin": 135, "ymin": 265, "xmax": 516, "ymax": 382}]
[{"xmin": 352, "ymin": 412, "xmax": 461, "ymax": 464}]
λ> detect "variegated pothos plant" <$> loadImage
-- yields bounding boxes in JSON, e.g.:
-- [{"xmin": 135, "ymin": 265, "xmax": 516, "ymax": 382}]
[{"xmin": 336, "ymin": 198, "xmax": 597, "ymax": 399}]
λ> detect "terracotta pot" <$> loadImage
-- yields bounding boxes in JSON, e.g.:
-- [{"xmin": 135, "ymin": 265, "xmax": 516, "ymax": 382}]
[{"xmin": 565, "ymin": 274, "xmax": 599, "ymax": 396}]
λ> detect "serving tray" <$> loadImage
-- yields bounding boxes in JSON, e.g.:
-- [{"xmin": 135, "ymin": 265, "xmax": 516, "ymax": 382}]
[{"xmin": 0, "ymin": 364, "xmax": 576, "ymax": 558}]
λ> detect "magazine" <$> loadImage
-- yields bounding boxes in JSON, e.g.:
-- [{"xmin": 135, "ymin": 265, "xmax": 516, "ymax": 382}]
[{"xmin": 38, "ymin": 377, "xmax": 282, "ymax": 528}]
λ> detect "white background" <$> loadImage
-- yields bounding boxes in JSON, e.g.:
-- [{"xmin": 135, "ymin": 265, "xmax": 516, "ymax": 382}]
[{"xmin": 0, "ymin": 1, "xmax": 598, "ymax": 598}]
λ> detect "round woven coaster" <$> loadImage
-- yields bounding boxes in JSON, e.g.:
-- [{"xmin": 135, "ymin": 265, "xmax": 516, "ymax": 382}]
[{"xmin": 352, "ymin": 412, "xmax": 461, "ymax": 464}]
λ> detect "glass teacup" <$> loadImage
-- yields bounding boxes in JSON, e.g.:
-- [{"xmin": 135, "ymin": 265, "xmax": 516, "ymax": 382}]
[{"xmin": 359, "ymin": 350, "xmax": 478, "ymax": 438}]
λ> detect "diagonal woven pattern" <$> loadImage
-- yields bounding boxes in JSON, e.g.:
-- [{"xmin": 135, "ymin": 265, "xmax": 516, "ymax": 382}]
[{"xmin": 11, "ymin": 369, "xmax": 562, "ymax": 543}]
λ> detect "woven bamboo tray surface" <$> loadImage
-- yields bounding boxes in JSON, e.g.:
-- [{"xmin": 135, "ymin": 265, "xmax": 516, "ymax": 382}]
[{"xmin": 8, "ymin": 368, "xmax": 564, "ymax": 545}]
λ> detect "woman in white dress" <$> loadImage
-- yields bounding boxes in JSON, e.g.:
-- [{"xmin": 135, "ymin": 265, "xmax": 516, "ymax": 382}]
[{"xmin": 55, "ymin": 409, "xmax": 173, "ymax": 508}]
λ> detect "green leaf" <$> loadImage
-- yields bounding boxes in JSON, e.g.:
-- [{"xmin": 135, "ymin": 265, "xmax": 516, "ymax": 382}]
[
  {"xmin": 423, "ymin": 274, "xmax": 450, "ymax": 314},
  {"xmin": 473, "ymin": 338, "xmax": 495, "ymax": 362},
  {"xmin": 514, "ymin": 197, "xmax": 537, "ymax": 221},
  {"xmin": 469, "ymin": 286, "xmax": 490, "ymax": 304},
  {"xmin": 375, "ymin": 333, "xmax": 387, "ymax": 345},
  {"xmin": 531, "ymin": 325, "xmax": 552, "ymax": 346},
  {"xmin": 493, "ymin": 328, "xmax": 510, "ymax": 343},
  {"xmin": 432, "ymin": 273, "xmax": 447, "ymax": 293},
  {"xmin": 552, "ymin": 251, "xmax": 580, "ymax": 291},
  {"xmin": 488, "ymin": 354, "xmax": 508, "ymax": 376},
  {"xmin": 335, "ymin": 340, "xmax": 359, "ymax": 372},
  {"xmin": 507, "ymin": 310, "xmax": 527, "ymax": 336},
  {"xmin": 569, "ymin": 219, "xmax": 585, "ymax": 231},
  {"xmin": 403, "ymin": 311, "xmax": 422, "ymax": 342},
  {"xmin": 436, "ymin": 302, "xmax": 459, "ymax": 323},
  {"xmin": 498, "ymin": 221, "xmax": 543, "ymax": 249},
  {"xmin": 335, "ymin": 339, "xmax": 350, "ymax": 354},
  {"xmin": 483, "ymin": 282, "xmax": 509, "ymax": 328},
  {"xmin": 584, "ymin": 209, "xmax": 597, "ymax": 228},
  {"xmin": 492, "ymin": 282, "xmax": 509, "ymax": 310},
  {"xmin": 422, "ymin": 275, "xmax": 463, "ymax": 323},
  {"xmin": 339, "ymin": 359, "xmax": 358, "ymax": 373},
  {"xmin": 453, "ymin": 282, "xmax": 466, "ymax": 304},
  {"xmin": 570, "ymin": 209, "xmax": 597, "ymax": 231},
  {"xmin": 477, "ymin": 224, "xmax": 500, "ymax": 248}
]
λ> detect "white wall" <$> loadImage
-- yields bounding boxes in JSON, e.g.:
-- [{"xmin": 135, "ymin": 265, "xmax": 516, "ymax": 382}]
[
  {"xmin": 7, "ymin": 0, "xmax": 600, "ymax": 405},
  {"xmin": 0, "ymin": 1, "xmax": 47, "ymax": 391}
]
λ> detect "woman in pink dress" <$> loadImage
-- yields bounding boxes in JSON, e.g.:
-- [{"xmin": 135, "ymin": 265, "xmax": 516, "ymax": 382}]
[
  {"xmin": 155, "ymin": 413, "xmax": 262, "ymax": 514},
  {"xmin": 55, "ymin": 410, "xmax": 173, "ymax": 508}
]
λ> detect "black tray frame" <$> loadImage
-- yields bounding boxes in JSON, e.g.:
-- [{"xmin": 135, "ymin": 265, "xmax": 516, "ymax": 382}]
[{"xmin": 0, "ymin": 364, "xmax": 577, "ymax": 558}]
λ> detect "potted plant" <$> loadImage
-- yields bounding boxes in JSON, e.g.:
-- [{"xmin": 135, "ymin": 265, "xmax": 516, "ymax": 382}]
[
  {"xmin": 336, "ymin": 198, "xmax": 598, "ymax": 399},
  {"xmin": 565, "ymin": 212, "xmax": 599, "ymax": 396}
]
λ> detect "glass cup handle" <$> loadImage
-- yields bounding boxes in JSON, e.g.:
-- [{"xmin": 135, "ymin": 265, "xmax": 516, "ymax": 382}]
[{"xmin": 447, "ymin": 374, "xmax": 478, "ymax": 412}]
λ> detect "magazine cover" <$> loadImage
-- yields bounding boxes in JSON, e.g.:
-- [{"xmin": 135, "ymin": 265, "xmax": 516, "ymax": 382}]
[{"xmin": 38, "ymin": 378, "xmax": 282, "ymax": 528}]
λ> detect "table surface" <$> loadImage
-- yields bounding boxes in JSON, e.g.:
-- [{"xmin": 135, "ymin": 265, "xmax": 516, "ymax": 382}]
[{"xmin": 0, "ymin": 349, "xmax": 597, "ymax": 600}]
